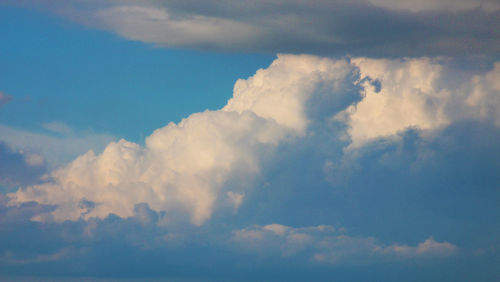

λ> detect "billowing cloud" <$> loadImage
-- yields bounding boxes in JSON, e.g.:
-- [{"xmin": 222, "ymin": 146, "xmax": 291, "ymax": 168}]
[
  {"xmin": 336, "ymin": 57, "xmax": 500, "ymax": 148},
  {"xmin": 2, "ymin": 1, "xmax": 500, "ymax": 277},
  {"xmin": 233, "ymin": 224, "xmax": 458, "ymax": 263},
  {"xmin": 8, "ymin": 55, "xmax": 354, "ymax": 224},
  {"xmin": 7, "ymin": 54, "xmax": 500, "ymax": 227},
  {"xmin": 9, "ymin": 0, "xmax": 500, "ymax": 56}
]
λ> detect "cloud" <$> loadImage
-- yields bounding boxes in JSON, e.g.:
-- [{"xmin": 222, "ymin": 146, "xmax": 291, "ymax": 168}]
[
  {"xmin": 7, "ymin": 55, "xmax": 354, "ymax": 224},
  {"xmin": 0, "ymin": 191, "xmax": 464, "ymax": 279},
  {"xmin": 1, "ymin": 55, "xmax": 500, "ymax": 279},
  {"xmin": 336, "ymin": 57, "xmax": 500, "ymax": 148},
  {"xmin": 464, "ymin": 62, "xmax": 500, "ymax": 125},
  {"xmin": 41, "ymin": 121, "xmax": 73, "ymax": 135},
  {"xmin": 0, "ymin": 247, "xmax": 72, "ymax": 265},
  {"xmin": 227, "ymin": 191, "xmax": 244, "ymax": 212},
  {"xmin": 385, "ymin": 237, "xmax": 458, "ymax": 257},
  {"xmin": 10, "ymin": 0, "xmax": 500, "ymax": 56},
  {"xmin": 95, "ymin": 5, "xmax": 260, "ymax": 48},
  {"xmin": 233, "ymin": 224, "xmax": 458, "ymax": 263},
  {"xmin": 0, "ymin": 142, "xmax": 46, "ymax": 189},
  {"xmin": 0, "ymin": 124, "xmax": 115, "ymax": 167},
  {"xmin": 0, "ymin": 91, "xmax": 12, "ymax": 107},
  {"xmin": 366, "ymin": 0, "xmax": 500, "ymax": 12},
  {"xmin": 7, "ymin": 55, "xmax": 500, "ymax": 227}
]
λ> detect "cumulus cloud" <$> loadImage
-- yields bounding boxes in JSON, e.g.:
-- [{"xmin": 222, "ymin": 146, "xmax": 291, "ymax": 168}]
[
  {"xmin": 10, "ymin": 0, "xmax": 500, "ymax": 56},
  {"xmin": 233, "ymin": 224, "xmax": 458, "ymax": 263},
  {"xmin": 336, "ymin": 57, "xmax": 500, "ymax": 148},
  {"xmin": 8, "ymin": 55, "xmax": 353, "ymax": 224},
  {"xmin": 7, "ymin": 54, "xmax": 500, "ymax": 226},
  {"xmin": 335, "ymin": 57, "xmax": 451, "ymax": 147}
]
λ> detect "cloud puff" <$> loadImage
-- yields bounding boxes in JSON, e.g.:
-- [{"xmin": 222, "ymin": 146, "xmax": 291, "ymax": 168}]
[
  {"xmin": 336, "ymin": 57, "xmax": 500, "ymax": 148},
  {"xmin": 233, "ymin": 224, "xmax": 458, "ymax": 263},
  {"xmin": 12, "ymin": 0, "xmax": 500, "ymax": 56}
]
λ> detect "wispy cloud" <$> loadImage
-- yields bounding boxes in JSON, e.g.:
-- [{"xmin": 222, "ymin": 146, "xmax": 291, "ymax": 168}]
[
  {"xmin": 0, "ymin": 91, "xmax": 12, "ymax": 107},
  {"xmin": 233, "ymin": 224, "xmax": 458, "ymax": 263},
  {"xmin": 0, "ymin": 124, "xmax": 114, "ymax": 167},
  {"xmin": 41, "ymin": 121, "xmax": 73, "ymax": 135}
]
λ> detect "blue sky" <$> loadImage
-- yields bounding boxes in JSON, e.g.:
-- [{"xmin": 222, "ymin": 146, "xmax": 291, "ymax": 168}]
[
  {"xmin": 1, "ymin": 1, "xmax": 500, "ymax": 281},
  {"xmin": 0, "ymin": 6, "xmax": 274, "ymax": 142}
]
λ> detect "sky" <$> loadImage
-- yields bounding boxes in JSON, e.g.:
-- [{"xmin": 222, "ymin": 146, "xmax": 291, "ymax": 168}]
[{"xmin": 0, "ymin": 1, "xmax": 499, "ymax": 281}]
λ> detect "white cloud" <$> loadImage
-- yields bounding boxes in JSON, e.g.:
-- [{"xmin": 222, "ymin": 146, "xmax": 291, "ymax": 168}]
[
  {"xmin": 335, "ymin": 57, "xmax": 451, "ymax": 148},
  {"xmin": 336, "ymin": 57, "xmax": 500, "ymax": 148},
  {"xmin": 7, "ymin": 55, "xmax": 500, "ymax": 226},
  {"xmin": 464, "ymin": 62, "xmax": 500, "ymax": 126},
  {"xmin": 8, "ymin": 55, "xmax": 352, "ymax": 224},
  {"xmin": 224, "ymin": 54, "xmax": 352, "ymax": 132},
  {"xmin": 233, "ymin": 224, "xmax": 458, "ymax": 263},
  {"xmin": 384, "ymin": 237, "xmax": 459, "ymax": 257}
]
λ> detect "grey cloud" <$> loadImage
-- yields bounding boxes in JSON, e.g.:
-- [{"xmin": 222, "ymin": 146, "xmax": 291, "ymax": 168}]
[
  {"xmin": 8, "ymin": 0, "xmax": 500, "ymax": 56},
  {"xmin": 0, "ymin": 142, "xmax": 46, "ymax": 191},
  {"xmin": 0, "ymin": 91, "xmax": 12, "ymax": 107}
]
